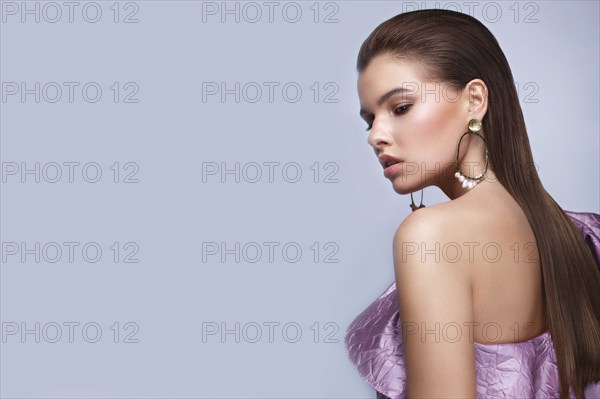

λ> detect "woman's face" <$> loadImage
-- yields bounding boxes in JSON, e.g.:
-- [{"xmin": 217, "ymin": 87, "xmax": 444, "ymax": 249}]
[{"xmin": 357, "ymin": 53, "xmax": 472, "ymax": 195}]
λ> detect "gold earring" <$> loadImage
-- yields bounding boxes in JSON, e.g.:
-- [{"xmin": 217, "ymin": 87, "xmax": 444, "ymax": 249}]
[
  {"xmin": 454, "ymin": 118, "xmax": 489, "ymax": 189},
  {"xmin": 410, "ymin": 189, "xmax": 425, "ymax": 212}
]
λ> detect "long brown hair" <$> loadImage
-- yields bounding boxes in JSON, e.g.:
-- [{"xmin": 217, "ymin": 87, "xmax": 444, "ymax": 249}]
[{"xmin": 356, "ymin": 9, "xmax": 600, "ymax": 398}]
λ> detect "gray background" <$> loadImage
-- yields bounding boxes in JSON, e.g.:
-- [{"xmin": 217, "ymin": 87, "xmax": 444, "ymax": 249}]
[{"xmin": 1, "ymin": 0, "xmax": 598, "ymax": 398}]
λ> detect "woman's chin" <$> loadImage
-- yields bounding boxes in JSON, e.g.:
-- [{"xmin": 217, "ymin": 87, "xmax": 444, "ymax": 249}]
[{"xmin": 390, "ymin": 180, "xmax": 415, "ymax": 195}]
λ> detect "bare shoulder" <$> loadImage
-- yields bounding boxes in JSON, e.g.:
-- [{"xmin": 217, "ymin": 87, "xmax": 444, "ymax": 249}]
[
  {"xmin": 392, "ymin": 201, "xmax": 476, "ymax": 289},
  {"xmin": 394, "ymin": 193, "xmax": 512, "ymax": 249},
  {"xmin": 394, "ymin": 200, "xmax": 478, "ymax": 245}
]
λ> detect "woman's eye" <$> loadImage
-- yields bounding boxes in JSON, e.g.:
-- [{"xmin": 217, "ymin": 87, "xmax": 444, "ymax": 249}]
[
  {"xmin": 364, "ymin": 105, "xmax": 410, "ymax": 131},
  {"xmin": 394, "ymin": 104, "xmax": 412, "ymax": 115}
]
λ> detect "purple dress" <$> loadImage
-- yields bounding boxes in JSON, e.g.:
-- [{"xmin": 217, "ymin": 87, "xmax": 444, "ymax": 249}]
[{"xmin": 345, "ymin": 211, "xmax": 600, "ymax": 398}]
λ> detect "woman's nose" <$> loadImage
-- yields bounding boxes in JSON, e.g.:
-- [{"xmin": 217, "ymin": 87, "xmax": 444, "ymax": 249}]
[{"xmin": 367, "ymin": 120, "xmax": 392, "ymax": 150}]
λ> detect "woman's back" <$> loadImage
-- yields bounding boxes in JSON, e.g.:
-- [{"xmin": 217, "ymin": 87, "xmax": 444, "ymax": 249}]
[{"xmin": 443, "ymin": 179, "xmax": 547, "ymax": 344}]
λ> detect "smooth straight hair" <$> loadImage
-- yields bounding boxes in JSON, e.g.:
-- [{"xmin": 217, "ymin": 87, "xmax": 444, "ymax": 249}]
[{"xmin": 356, "ymin": 9, "xmax": 600, "ymax": 399}]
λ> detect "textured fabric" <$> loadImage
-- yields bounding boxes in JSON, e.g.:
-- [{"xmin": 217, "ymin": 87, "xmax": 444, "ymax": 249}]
[{"xmin": 345, "ymin": 211, "xmax": 600, "ymax": 399}]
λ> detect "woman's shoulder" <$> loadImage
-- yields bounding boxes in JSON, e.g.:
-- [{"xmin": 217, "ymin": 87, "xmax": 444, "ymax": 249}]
[
  {"xmin": 395, "ymin": 197, "xmax": 491, "ymax": 243},
  {"xmin": 396, "ymin": 184, "xmax": 531, "ymax": 242},
  {"xmin": 393, "ymin": 192, "xmax": 535, "ymax": 276}
]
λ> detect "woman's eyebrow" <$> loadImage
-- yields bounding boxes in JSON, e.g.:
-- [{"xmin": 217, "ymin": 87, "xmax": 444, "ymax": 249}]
[
  {"xmin": 359, "ymin": 87, "xmax": 413, "ymax": 117},
  {"xmin": 377, "ymin": 87, "xmax": 412, "ymax": 106}
]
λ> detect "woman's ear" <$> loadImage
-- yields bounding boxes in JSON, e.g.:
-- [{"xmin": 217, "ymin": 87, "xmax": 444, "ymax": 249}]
[{"xmin": 466, "ymin": 79, "xmax": 488, "ymax": 120}]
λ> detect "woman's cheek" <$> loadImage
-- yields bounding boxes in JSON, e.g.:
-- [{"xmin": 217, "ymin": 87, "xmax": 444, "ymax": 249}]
[{"xmin": 410, "ymin": 102, "xmax": 442, "ymax": 139}]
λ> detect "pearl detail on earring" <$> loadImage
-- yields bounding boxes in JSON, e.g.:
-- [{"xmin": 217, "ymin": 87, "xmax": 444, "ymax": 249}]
[{"xmin": 455, "ymin": 171, "xmax": 478, "ymax": 189}]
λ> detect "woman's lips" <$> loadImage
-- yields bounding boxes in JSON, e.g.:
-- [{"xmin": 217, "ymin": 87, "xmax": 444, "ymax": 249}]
[{"xmin": 383, "ymin": 161, "xmax": 404, "ymax": 178}]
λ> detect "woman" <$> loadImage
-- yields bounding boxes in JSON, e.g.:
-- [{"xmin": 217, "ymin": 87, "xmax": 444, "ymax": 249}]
[{"xmin": 344, "ymin": 9, "xmax": 600, "ymax": 399}]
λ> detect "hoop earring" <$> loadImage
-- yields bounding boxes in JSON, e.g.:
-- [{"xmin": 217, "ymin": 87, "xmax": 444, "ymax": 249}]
[
  {"xmin": 454, "ymin": 118, "xmax": 489, "ymax": 189},
  {"xmin": 410, "ymin": 189, "xmax": 425, "ymax": 212}
]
